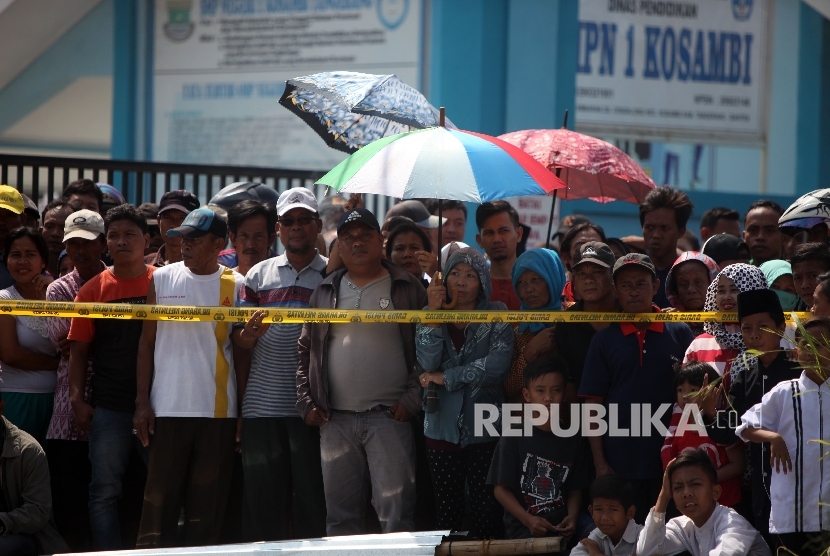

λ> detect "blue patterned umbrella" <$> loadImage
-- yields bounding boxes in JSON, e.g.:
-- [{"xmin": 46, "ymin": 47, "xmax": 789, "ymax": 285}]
[{"xmin": 279, "ymin": 71, "xmax": 456, "ymax": 153}]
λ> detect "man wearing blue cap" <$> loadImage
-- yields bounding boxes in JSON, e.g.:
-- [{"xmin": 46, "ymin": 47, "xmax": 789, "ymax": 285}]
[
  {"xmin": 133, "ymin": 208, "xmax": 247, "ymax": 548},
  {"xmin": 298, "ymin": 208, "xmax": 427, "ymax": 535}
]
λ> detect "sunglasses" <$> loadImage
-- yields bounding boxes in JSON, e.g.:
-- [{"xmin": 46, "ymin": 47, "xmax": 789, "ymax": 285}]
[{"xmin": 279, "ymin": 216, "xmax": 315, "ymax": 227}]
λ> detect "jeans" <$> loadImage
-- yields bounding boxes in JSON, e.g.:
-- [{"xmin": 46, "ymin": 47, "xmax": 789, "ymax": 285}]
[
  {"xmin": 321, "ymin": 410, "xmax": 416, "ymax": 535},
  {"xmin": 87, "ymin": 407, "xmax": 147, "ymax": 551}
]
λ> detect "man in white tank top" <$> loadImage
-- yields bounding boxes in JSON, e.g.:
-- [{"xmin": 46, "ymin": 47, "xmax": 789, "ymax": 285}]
[{"xmin": 133, "ymin": 208, "xmax": 247, "ymax": 548}]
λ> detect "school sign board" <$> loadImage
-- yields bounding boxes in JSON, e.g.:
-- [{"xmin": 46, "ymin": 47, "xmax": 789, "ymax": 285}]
[
  {"xmin": 575, "ymin": 0, "xmax": 769, "ymax": 145},
  {"xmin": 152, "ymin": 0, "xmax": 422, "ymax": 170}
]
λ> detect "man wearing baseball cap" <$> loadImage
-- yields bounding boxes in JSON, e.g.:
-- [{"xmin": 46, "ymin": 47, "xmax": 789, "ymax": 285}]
[
  {"xmin": 231, "ymin": 187, "xmax": 327, "ymax": 541},
  {"xmin": 554, "ymin": 242, "xmax": 620, "ymax": 396},
  {"xmin": 298, "ymin": 207, "xmax": 426, "ymax": 535},
  {"xmin": 46, "ymin": 209, "xmax": 108, "ymax": 547},
  {"xmin": 579, "ymin": 252, "xmax": 694, "ymax": 524},
  {"xmin": 0, "ymin": 185, "xmax": 26, "ymax": 289},
  {"xmin": 144, "ymin": 190, "xmax": 200, "ymax": 268},
  {"xmin": 134, "ymin": 207, "xmax": 246, "ymax": 548}
]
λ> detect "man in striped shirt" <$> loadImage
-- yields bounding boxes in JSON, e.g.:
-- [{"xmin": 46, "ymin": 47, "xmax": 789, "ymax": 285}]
[{"xmin": 234, "ymin": 187, "xmax": 328, "ymax": 541}]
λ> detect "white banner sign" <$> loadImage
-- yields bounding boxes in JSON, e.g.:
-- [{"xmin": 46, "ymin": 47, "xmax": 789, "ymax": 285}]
[
  {"xmin": 152, "ymin": 0, "xmax": 421, "ymax": 170},
  {"xmin": 575, "ymin": 0, "xmax": 768, "ymax": 144}
]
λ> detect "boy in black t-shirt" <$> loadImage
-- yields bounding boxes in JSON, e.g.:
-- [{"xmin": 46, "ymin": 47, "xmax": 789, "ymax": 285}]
[{"xmin": 487, "ymin": 356, "xmax": 590, "ymax": 540}]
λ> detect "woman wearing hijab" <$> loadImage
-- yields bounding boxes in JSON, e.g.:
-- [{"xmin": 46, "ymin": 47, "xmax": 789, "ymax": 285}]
[
  {"xmin": 416, "ymin": 248, "xmax": 514, "ymax": 539},
  {"xmin": 683, "ymin": 263, "xmax": 769, "ymax": 391},
  {"xmin": 759, "ymin": 259, "xmax": 800, "ymax": 311},
  {"xmin": 664, "ymin": 251, "xmax": 719, "ymax": 336},
  {"xmin": 503, "ymin": 249, "xmax": 566, "ymax": 403}
]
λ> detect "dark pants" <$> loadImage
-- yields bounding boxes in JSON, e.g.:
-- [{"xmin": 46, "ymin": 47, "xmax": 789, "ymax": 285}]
[
  {"xmin": 426, "ymin": 442, "xmax": 502, "ymax": 539},
  {"xmin": 87, "ymin": 407, "xmax": 148, "ymax": 550},
  {"xmin": 628, "ymin": 477, "xmax": 663, "ymax": 524},
  {"xmin": 0, "ymin": 534, "xmax": 37, "ymax": 556},
  {"xmin": 241, "ymin": 417, "xmax": 326, "ymax": 541},
  {"xmin": 137, "ymin": 417, "xmax": 236, "ymax": 548},
  {"xmin": 46, "ymin": 439, "xmax": 92, "ymax": 551}
]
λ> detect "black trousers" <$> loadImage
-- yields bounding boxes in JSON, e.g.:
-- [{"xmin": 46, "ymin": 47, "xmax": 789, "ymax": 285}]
[
  {"xmin": 426, "ymin": 442, "xmax": 502, "ymax": 539},
  {"xmin": 46, "ymin": 439, "xmax": 92, "ymax": 551}
]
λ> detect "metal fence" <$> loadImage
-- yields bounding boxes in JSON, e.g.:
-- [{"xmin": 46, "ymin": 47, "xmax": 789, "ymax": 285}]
[{"xmin": 0, "ymin": 154, "xmax": 394, "ymax": 218}]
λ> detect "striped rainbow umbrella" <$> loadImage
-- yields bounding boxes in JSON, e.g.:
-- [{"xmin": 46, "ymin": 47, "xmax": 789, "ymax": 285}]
[{"xmin": 316, "ymin": 126, "xmax": 566, "ymax": 202}]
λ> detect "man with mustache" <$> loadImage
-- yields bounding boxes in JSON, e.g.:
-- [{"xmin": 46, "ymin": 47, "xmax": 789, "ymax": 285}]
[
  {"xmin": 298, "ymin": 207, "xmax": 426, "ymax": 535},
  {"xmin": 475, "ymin": 201, "xmax": 523, "ymax": 310},
  {"xmin": 579, "ymin": 253, "xmax": 694, "ymax": 523},
  {"xmin": 233, "ymin": 188, "xmax": 327, "ymax": 541},
  {"xmin": 227, "ymin": 200, "xmax": 277, "ymax": 277},
  {"xmin": 639, "ymin": 186, "xmax": 695, "ymax": 308}
]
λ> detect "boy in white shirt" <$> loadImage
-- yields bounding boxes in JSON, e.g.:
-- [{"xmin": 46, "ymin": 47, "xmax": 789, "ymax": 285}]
[
  {"xmin": 572, "ymin": 474, "xmax": 642, "ymax": 556},
  {"xmin": 737, "ymin": 316, "xmax": 830, "ymax": 553},
  {"xmin": 637, "ymin": 449, "xmax": 771, "ymax": 556}
]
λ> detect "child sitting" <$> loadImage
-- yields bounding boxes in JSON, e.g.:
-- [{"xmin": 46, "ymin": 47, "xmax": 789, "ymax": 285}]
[
  {"xmin": 661, "ymin": 361, "xmax": 744, "ymax": 508},
  {"xmin": 572, "ymin": 474, "xmax": 643, "ymax": 556},
  {"xmin": 638, "ymin": 449, "xmax": 771, "ymax": 555},
  {"xmin": 737, "ymin": 316, "xmax": 830, "ymax": 553},
  {"xmin": 487, "ymin": 356, "xmax": 590, "ymax": 541}
]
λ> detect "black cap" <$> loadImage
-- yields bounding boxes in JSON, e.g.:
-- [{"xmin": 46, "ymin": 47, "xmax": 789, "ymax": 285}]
[
  {"xmin": 159, "ymin": 190, "xmax": 200, "ymax": 216},
  {"xmin": 573, "ymin": 241, "xmax": 616, "ymax": 269},
  {"xmin": 702, "ymin": 233, "xmax": 750, "ymax": 265},
  {"xmin": 737, "ymin": 288, "xmax": 783, "ymax": 321},
  {"xmin": 337, "ymin": 208, "xmax": 380, "ymax": 234},
  {"xmin": 612, "ymin": 253, "xmax": 657, "ymax": 277}
]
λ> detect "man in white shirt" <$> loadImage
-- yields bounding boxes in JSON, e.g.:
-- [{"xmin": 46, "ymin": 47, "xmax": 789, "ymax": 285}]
[
  {"xmin": 133, "ymin": 208, "xmax": 247, "ymax": 548},
  {"xmin": 637, "ymin": 448, "xmax": 771, "ymax": 556}
]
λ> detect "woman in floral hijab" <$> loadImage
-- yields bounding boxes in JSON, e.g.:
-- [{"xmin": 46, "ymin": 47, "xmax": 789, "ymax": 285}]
[{"xmin": 683, "ymin": 263, "xmax": 769, "ymax": 391}]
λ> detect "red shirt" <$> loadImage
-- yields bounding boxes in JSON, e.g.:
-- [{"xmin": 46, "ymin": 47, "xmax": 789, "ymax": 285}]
[
  {"xmin": 490, "ymin": 278, "xmax": 521, "ymax": 310},
  {"xmin": 661, "ymin": 408, "xmax": 742, "ymax": 507}
]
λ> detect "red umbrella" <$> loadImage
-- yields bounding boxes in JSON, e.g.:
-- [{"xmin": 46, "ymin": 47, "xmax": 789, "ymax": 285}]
[{"xmin": 499, "ymin": 128, "xmax": 655, "ymax": 204}]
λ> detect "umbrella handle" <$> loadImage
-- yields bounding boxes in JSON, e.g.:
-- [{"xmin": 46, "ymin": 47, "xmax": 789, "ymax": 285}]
[
  {"xmin": 442, "ymin": 286, "xmax": 459, "ymax": 309},
  {"xmin": 435, "ymin": 272, "xmax": 459, "ymax": 309}
]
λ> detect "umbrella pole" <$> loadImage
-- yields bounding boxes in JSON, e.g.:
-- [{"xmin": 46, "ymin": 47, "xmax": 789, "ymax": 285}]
[
  {"xmin": 437, "ymin": 199, "xmax": 443, "ymax": 273},
  {"xmin": 545, "ymin": 184, "xmax": 559, "ymax": 250},
  {"xmin": 437, "ymin": 106, "xmax": 446, "ymax": 273},
  {"xmin": 545, "ymin": 109, "xmax": 569, "ymax": 250}
]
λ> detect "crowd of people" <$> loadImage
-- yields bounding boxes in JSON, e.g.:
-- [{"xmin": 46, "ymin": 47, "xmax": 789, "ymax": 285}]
[{"xmin": 0, "ymin": 178, "xmax": 826, "ymax": 555}]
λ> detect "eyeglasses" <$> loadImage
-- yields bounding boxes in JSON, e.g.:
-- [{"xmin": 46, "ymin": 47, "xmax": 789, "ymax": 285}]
[
  {"xmin": 279, "ymin": 216, "xmax": 315, "ymax": 227},
  {"xmin": 340, "ymin": 230, "xmax": 376, "ymax": 246}
]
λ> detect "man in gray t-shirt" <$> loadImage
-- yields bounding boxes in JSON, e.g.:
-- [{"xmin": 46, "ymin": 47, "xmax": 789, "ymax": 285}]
[{"xmin": 297, "ymin": 208, "xmax": 427, "ymax": 536}]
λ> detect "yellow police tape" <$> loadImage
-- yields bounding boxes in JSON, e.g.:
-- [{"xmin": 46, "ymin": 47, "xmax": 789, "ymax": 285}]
[{"xmin": 0, "ymin": 300, "xmax": 813, "ymax": 324}]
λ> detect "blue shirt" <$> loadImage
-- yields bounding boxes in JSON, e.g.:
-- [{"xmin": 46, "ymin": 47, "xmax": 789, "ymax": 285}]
[{"xmin": 579, "ymin": 321, "xmax": 694, "ymax": 479}]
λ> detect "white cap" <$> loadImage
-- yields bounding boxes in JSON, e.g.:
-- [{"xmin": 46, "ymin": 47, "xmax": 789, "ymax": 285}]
[
  {"xmin": 63, "ymin": 210, "xmax": 105, "ymax": 242},
  {"xmin": 277, "ymin": 187, "xmax": 318, "ymax": 217}
]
